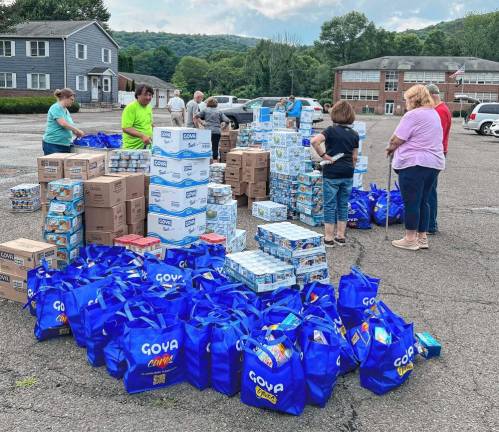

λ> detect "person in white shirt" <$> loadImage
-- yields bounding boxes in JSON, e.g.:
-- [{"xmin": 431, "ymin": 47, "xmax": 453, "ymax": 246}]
[{"xmin": 167, "ymin": 90, "xmax": 186, "ymax": 126}]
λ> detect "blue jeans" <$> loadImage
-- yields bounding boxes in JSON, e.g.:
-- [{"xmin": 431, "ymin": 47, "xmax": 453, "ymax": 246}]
[
  {"xmin": 397, "ymin": 166, "xmax": 439, "ymax": 232},
  {"xmin": 428, "ymin": 173, "xmax": 439, "ymax": 232},
  {"xmin": 323, "ymin": 177, "xmax": 353, "ymax": 224},
  {"xmin": 42, "ymin": 141, "xmax": 71, "ymax": 155}
]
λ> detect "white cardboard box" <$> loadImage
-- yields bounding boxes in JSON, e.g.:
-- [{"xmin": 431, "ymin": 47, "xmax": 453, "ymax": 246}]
[
  {"xmin": 147, "ymin": 211, "xmax": 206, "ymax": 246},
  {"xmin": 148, "ymin": 183, "xmax": 207, "ymax": 216},
  {"xmin": 150, "ymin": 155, "xmax": 210, "ymax": 188},
  {"xmin": 152, "ymin": 127, "xmax": 212, "ymax": 158}
]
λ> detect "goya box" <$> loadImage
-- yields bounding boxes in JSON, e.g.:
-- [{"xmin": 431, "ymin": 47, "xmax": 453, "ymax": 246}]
[
  {"xmin": 152, "ymin": 127, "xmax": 211, "ymax": 158},
  {"xmin": 150, "ymin": 156, "xmax": 209, "ymax": 188},
  {"xmin": 0, "ymin": 238, "xmax": 56, "ymax": 275},
  {"xmin": 44, "ymin": 229, "xmax": 84, "ymax": 249},
  {"xmin": 44, "ymin": 215, "xmax": 83, "ymax": 234},
  {"xmin": 148, "ymin": 184, "xmax": 207, "ymax": 217},
  {"xmin": 47, "ymin": 179, "xmax": 84, "ymax": 201},
  {"xmin": 48, "ymin": 197, "xmax": 84, "ymax": 217},
  {"xmin": 147, "ymin": 212, "xmax": 206, "ymax": 247}
]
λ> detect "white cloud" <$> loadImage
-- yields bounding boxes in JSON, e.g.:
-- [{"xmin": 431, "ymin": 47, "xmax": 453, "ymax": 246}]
[{"xmin": 383, "ymin": 16, "xmax": 439, "ymax": 31}]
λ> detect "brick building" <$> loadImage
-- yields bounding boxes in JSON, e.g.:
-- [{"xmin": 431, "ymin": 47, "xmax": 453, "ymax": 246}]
[{"xmin": 333, "ymin": 56, "xmax": 499, "ymax": 115}]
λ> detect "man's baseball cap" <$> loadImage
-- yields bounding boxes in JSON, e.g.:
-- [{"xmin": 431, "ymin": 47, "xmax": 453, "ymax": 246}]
[{"xmin": 426, "ymin": 83, "xmax": 440, "ymax": 95}]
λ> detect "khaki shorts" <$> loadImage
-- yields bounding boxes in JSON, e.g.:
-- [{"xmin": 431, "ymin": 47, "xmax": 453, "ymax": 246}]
[{"xmin": 171, "ymin": 112, "xmax": 184, "ymax": 126}]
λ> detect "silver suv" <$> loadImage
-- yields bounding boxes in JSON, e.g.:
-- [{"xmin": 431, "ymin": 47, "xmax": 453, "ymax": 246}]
[{"xmin": 463, "ymin": 102, "xmax": 499, "ymax": 135}]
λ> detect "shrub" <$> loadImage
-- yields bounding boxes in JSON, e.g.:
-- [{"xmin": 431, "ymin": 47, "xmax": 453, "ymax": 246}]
[
  {"xmin": 0, "ymin": 97, "xmax": 80, "ymax": 114},
  {"xmin": 452, "ymin": 110, "xmax": 468, "ymax": 118}
]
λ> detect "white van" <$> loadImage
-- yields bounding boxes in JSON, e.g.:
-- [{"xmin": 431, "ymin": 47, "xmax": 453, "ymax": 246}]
[
  {"xmin": 463, "ymin": 102, "xmax": 499, "ymax": 135},
  {"xmin": 212, "ymin": 95, "xmax": 243, "ymax": 109}
]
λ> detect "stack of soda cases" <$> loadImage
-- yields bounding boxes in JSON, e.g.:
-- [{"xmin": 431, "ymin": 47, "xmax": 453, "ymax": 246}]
[
  {"xmin": 108, "ymin": 150, "xmax": 151, "ymax": 174},
  {"xmin": 148, "ymin": 127, "xmax": 211, "ymax": 249},
  {"xmin": 269, "ymin": 130, "xmax": 309, "ymax": 220},
  {"xmin": 9, "ymin": 184, "xmax": 41, "ymax": 212},
  {"xmin": 251, "ymin": 107, "xmax": 272, "ymax": 150},
  {"xmin": 296, "ymin": 171, "xmax": 324, "ymax": 227},
  {"xmin": 236, "ymin": 127, "xmax": 252, "ymax": 147},
  {"xmin": 209, "ymin": 163, "xmax": 226, "ymax": 184},
  {"xmin": 206, "ymin": 183, "xmax": 237, "ymax": 246},
  {"xmin": 272, "ymin": 110, "xmax": 286, "ymax": 129},
  {"xmin": 352, "ymin": 121, "xmax": 368, "ymax": 189},
  {"xmin": 44, "ymin": 179, "xmax": 84, "ymax": 268},
  {"xmin": 255, "ymin": 222, "xmax": 329, "ymax": 287}
]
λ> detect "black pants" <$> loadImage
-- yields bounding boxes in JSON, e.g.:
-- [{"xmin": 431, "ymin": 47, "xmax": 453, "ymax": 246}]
[{"xmin": 211, "ymin": 133, "xmax": 221, "ymax": 160}]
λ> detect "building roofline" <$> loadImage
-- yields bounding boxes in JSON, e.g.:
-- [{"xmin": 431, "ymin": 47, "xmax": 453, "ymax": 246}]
[{"xmin": 66, "ymin": 21, "xmax": 120, "ymax": 48}]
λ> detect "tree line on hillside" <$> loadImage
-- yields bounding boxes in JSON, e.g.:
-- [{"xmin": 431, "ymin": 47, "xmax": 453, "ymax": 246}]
[{"xmin": 1, "ymin": 1, "xmax": 498, "ymax": 104}]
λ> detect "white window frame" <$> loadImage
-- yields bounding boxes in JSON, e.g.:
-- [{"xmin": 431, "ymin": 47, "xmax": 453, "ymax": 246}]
[
  {"xmin": 26, "ymin": 40, "xmax": 49, "ymax": 57},
  {"xmin": 102, "ymin": 76, "xmax": 111, "ymax": 93},
  {"xmin": 0, "ymin": 40, "xmax": 15, "ymax": 57},
  {"xmin": 462, "ymin": 73, "xmax": 499, "ymax": 85},
  {"xmin": 340, "ymin": 89, "xmax": 379, "ymax": 101},
  {"xmin": 404, "ymin": 71, "xmax": 445, "ymax": 83},
  {"xmin": 75, "ymin": 43, "xmax": 87, "ymax": 60},
  {"xmin": 342, "ymin": 70, "xmax": 380, "ymax": 82},
  {"xmin": 0, "ymin": 72, "xmax": 16, "ymax": 88},
  {"xmin": 27, "ymin": 73, "xmax": 50, "ymax": 90},
  {"xmin": 76, "ymin": 75, "xmax": 88, "ymax": 91},
  {"xmin": 101, "ymin": 48, "xmax": 111, "ymax": 64}
]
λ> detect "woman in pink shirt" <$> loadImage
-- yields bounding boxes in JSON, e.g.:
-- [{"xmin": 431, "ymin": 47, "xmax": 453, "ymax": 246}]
[{"xmin": 386, "ymin": 85, "xmax": 445, "ymax": 250}]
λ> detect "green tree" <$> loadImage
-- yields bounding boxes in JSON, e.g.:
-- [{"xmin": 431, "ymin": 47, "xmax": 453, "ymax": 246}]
[
  {"xmin": 133, "ymin": 46, "xmax": 178, "ymax": 82},
  {"xmin": 421, "ymin": 30, "xmax": 448, "ymax": 55},
  {"xmin": 394, "ymin": 33, "xmax": 423, "ymax": 56},
  {"xmin": 172, "ymin": 56, "xmax": 210, "ymax": 94},
  {"xmin": 357, "ymin": 24, "xmax": 397, "ymax": 59}
]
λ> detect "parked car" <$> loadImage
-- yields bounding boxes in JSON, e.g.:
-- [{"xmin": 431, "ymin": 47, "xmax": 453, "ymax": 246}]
[
  {"xmin": 212, "ymin": 95, "xmax": 243, "ymax": 109},
  {"xmin": 220, "ymin": 96, "xmax": 324, "ymax": 129},
  {"xmin": 490, "ymin": 119, "xmax": 499, "ymax": 138},
  {"xmin": 462, "ymin": 102, "xmax": 499, "ymax": 135}
]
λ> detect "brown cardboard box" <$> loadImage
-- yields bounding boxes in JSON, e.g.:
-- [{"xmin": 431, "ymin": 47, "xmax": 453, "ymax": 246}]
[
  {"xmin": 233, "ymin": 194, "xmax": 248, "ymax": 207},
  {"xmin": 0, "ymin": 270, "xmax": 27, "ymax": 303},
  {"xmin": 229, "ymin": 130, "xmax": 239, "ymax": 148},
  {"xmin": 243, "ymin": 150, "xmax": 270, "ymax": 169},
  {"xmin": 64, "ymin": 153, "xmax": 105, "ymax": 180},
  {"xmin": 225, "ymin": 179, "xmax": 247, "ymax": 196},
  {"xmin": 86, "ymin": 226, "xmax": 128, "ymax": 246},
  {"xmin": 128, "ymin": 221, "xmax": 145, "ymax": 236},
  {"xmin": 226, "ymin": 150, "xmax": 244, "ymax": 167},
  {"xmin": 85, "ymin": 203, "xmax": 126, "ymax": 232},
  {"xmin": 41, "ymin": 203, "xmax": 50, "ymax": 221},
  {"xmin": 243, "ymin": 166, "xmax": 268, "ymax": 183},
  {"xmin": 126, "ymin": 197, "xmax": 146, "ymax": 224},
  {"xmin": 144, "ymin": 175, "xmax": 150, "ymax": 204},
  {"xmin": 37, "ymin": 153, "xmax": 73, "ymax": 182},
  {"xmin": 84, "ymin": 176, "xmax": 126, "ymax": 208},
  {"xmin": 248, "ymin": 196, "xmax": 269, "ymax": 212},
  {"xmin": 247, "ymin": 181, "xmax": 267, "ymax": 198},
  {"xmin": 39, "ymin": 182, "xmax": 49, "ymax": 204},
  {"xmin": 219, "ymin": 150, "xmax": 228, "ymax": 163},
  {"xmin": 225, "ymin": 166, "xmax": 243, "ymax": 181},
  {"xmin": 0, "ymin": 238, "xmax": 57, "ymax": 276},
  {"xmin": 108, "ymin": 173, "xmax": 145, "ymax": 200}
]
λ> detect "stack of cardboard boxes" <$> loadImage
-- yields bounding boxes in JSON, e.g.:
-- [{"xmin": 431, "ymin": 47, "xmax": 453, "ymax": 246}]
[
  {"xmin": 0, "ymin": 238, "xmax": 56, "ymax": 302},
  {"xmin": 110, "ymin": 173, "xmax": 146, "ymax": 236},
  {"xmin": 219, "ymin": 130, "xmax": 239, "ymax": 163}
]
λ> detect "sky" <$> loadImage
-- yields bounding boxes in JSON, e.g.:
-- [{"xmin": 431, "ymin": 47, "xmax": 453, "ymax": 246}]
[{"xmin": 105, "ymin": 0, "xmax": 498, "ymax": 43}]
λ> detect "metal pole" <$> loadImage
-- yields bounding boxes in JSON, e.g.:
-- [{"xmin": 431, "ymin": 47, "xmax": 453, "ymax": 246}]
[{"xmin": 385, "ymin": 155, "xmax": 393, "ymax": 241}]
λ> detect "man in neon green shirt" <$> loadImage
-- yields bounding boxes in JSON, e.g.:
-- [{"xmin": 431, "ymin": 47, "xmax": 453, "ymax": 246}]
[{"xmin": 122, "ymin": 84, "xmax": 154, "ymax": 149}]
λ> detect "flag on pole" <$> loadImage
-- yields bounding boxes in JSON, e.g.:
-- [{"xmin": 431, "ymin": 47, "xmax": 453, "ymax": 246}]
[{"xmin": 450, "ymin": 64, "xmax": 465, "ymax": 79}]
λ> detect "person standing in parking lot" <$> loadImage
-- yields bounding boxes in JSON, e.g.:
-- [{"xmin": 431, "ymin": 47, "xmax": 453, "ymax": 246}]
[
  {"xmin": 286, "ymin": 95, "xmax": 302, "ymax": 129},
  {"xmin": 195, "ymin": 97, "xmax": 230, "ymax": 162},
  {"xmin": 121, "ymin": 84, "xmax": 154, "ymax": 149},
  {"xmin": 167, "ymin": 89, "xmax": 185, "ymax": 126},
  {"xmin": 426, "ymin": 83, "xmax": 451, "ymax": 234},
  {"xmin": 186, "ymin": 90, "xmax": 204, "ymax": 128},
  {"xmin": 274, "ymin": 98, "xmax": 287, "ymax": 112}
]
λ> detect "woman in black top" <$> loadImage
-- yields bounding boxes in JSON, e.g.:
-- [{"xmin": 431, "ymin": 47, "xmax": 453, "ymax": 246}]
[{"xmin": 311, "ymin": 101, "xmax": 358, "ymax": 247}]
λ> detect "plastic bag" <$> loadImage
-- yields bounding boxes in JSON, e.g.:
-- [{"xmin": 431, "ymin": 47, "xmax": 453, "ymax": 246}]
[
  {"xmin": 348, "ymin": 188, "xmax": 372, "ymax": 229},
  {"xmin": 373, "ymin": 185, "xmax": 405, "ymax": 226}
]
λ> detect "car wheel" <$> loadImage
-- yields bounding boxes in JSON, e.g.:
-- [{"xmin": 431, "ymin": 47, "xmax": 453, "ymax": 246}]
[
  {"xmin": 479, "ymin": 122, "xmax": 492, "ymax": 135},
  {"xmin": 227, "ymin": 117, "xmax": 239, "ymax": 130}
]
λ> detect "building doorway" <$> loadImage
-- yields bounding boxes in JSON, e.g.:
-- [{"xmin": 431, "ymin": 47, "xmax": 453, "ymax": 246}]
[
  {"xmin": 91, "ymin": 77, "xmax": 99, "ymax": 101},
  {"xmin": 384, "ymin": 100, "xmax": 394, "ymax": 115}
]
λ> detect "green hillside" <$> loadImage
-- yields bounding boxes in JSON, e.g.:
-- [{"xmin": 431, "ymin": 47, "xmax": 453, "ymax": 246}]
[{"xmin": 113, "ymin": 31, "xmax": 260, "ymax": 57}]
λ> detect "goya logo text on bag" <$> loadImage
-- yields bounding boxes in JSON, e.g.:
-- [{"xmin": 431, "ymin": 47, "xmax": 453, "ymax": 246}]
[
  {"xmin": 53, "ymin": 300, "xmax": 68, "ymax": 324},
  {"xmin": 394, "ymin": 346, "xmax": 415, "ymax": 376},
  {"xmin": 142, "ymin": 340, "xmax": 179, "ymax": 369},
  {"xmin": 249, "ymin": 370, "xmax": 284, "ymax": 405}
]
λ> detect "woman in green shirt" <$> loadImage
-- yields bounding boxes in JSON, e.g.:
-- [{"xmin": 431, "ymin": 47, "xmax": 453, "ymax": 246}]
[{"xmin": 42, "ymin": 88, "xmax": 84, "ymax": 155}]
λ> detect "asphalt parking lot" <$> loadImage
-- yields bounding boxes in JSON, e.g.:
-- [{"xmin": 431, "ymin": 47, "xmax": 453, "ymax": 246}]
[{"xmin": 0, "ymin": 110, "xmax": 497, "ymax": 432}]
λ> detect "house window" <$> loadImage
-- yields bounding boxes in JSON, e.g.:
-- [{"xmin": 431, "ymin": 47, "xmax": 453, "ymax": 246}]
[
  {"xmin": 342, "ymin": 70, "xmax": 380, "ymax": 82},
  {"xmin": 385, "ymin": 71, "xmax": 398, "ymax": 91},
  {"xmin": 0, "ymin": 72, "xmax": 16, "ymax": 88},
  {"xmin": 27, "ymin": 41, "xmax": 49, "ymax": 57},
  {"xmin": 102, "ymin": 48, "xmax": 111, "ymax": 64},
  {"xmin": 76, "ymin": 43, "xmax": 87, "ymax": 60},
  {"xmin": 76, "ymin": 75, "xmax": 87, "ymax": 91},
  {"xmin": 340, "ymin": 89, "xmax": 379, "ymax": 100},
  {"xmin": 0, "ymin": 41, "xmax": 14, "ymax": 57},
  {"xmin": 404, "ymin": 71, "xmax": 445, "ymax": 83},
  {"xmin": 28, "ymin": 73, "xmax": 50, "ymax": 90},
  {"xmin": 102, "ymin": 77, "xmax": 111, "ymax": 92}
]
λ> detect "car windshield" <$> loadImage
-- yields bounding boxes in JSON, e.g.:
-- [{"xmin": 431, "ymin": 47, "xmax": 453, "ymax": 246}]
[{"xmin": 245, "ymin": 99, "xmax": 263, "ymax": 109}]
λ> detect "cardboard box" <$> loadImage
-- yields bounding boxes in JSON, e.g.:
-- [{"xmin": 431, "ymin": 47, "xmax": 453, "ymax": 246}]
[
  {"xmin": 243, "ymin": 166, "xmax": 268, "ymax": 183},
  {"xmin": 86, "ymin": 225, "xmax": 128, "ymax": 246},
  {"xmin": 147, "ymin": 211, "xmax": 206, "ymax": 247},
  {"xmin": 108, "ymin": 173, "xmax": 145, "ymax": 200},
  {"xmin": 225, "ymin": 167, "xmax": 243, "ymax": 182},
  {"xmin": 128, "ymin": 221, "xmax": 145, "ymax": 236},
  {"xmin": 64, "ymin": 153, "xmax": 105, "ymax": 180},
  {"xmin": 248, "ymin": 196, "xmax": 269, "ymax": 212},
  {"xmin": 84, "ymin": 176, "xmax": 126, "ymax": 208},
  {"xmin": 225, "ymin": 180, "xmax": 247, "ymax": 196},
  {"xmin": 226, "ymin": 150, "xmax": 244, "ymax": 167},
  {"xmin": 150, "ymin": 155, "xmax": 209, "ymax": 188},
  {"xmin": 233, "ymin": 194, "xmax": 248, "ymax": 207},
  {"xmin": 247, "ymin": 181, "xmax": 267, "ymax": 198},
  {"xmin": 0, "ymin": 238, "xmax": 57, "ymax": 276},
  {"xmin": 152, "ymin": 127, "xmax": 212, "ymax": 158},
  {"xmin": 229, "ymin": 130, "xmax": 239, "ymax": 148},
  {"xmin": 243, "ymin": 150, "xmax": 270, "ymax": 169},
  {"xmin": 39, "ymin": 182, "xmax": 49, "ymax": 204},
  {"xmin": 148, "ymin": 184, "xmax": 207, "ymax": 216},
  {"xmin": 37, "ymin": 153, "xmax": 73, "ymax": 182},
  {"xmin": 0, "ymin": 270, "xmax": 27, "ymax": 303},
  {"xmin": 126, "ymin": 196, "xmax": 146, "ymax": 224},
  {"xmin": 41, "ymin": 203, "xmax": 49, "ymax": 221},
  {"xmin": 85, "ymin": 203, "xmax": 126, "ymax": 232}
]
